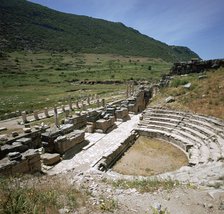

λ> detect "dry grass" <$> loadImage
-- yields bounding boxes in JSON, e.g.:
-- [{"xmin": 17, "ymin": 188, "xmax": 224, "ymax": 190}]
[
  {"xmin": 0, "ymin": 175, "xmax": 91, "ymax": 214},
  {"xmin": 151, "ymin": 68, "xmax": 224, "ymax": 119}
]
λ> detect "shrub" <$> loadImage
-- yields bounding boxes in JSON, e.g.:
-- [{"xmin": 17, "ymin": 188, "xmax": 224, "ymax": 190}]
[{"xmin": 170, "ymin": 78, "xmax": 189, "ymax": 87}]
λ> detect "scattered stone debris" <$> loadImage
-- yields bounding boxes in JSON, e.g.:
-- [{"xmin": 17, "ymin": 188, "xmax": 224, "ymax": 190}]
[
  {"xmin": 165, "ymin": 96, "xmax": 175, "ymax": 103},
  {"xmin": 183, "ymin": 82, "xmax": 191, "ymax": 89},
  {"xmin": 0, "ymin": 127, "xmax": 7, "ymax": 132}
]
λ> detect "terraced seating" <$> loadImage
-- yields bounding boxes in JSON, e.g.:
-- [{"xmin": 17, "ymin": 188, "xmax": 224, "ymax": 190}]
[{"xmin": 137, "ymin": 107, "xmax": 224, "ymax": 166}]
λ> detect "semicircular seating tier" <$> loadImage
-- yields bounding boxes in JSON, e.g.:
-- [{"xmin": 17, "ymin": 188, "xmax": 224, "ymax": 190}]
[{"xmin": 136, "ymin": 107, "xmax": 224, "ymax": 166}]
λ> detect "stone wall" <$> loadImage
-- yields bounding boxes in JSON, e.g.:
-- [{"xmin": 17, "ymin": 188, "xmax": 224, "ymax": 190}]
[{"xmin": 170, "ymin": 59, "xmax": 224, "ymax": 75}]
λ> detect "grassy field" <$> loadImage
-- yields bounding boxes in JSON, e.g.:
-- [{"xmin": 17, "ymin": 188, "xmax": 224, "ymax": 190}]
[
  {"xmin": 0, "ymin": 51, "xmax": 171, "ymax": 116},
  {"xmin": 151, "ymin": 67, "xmax": 224, "ymax": 119}
]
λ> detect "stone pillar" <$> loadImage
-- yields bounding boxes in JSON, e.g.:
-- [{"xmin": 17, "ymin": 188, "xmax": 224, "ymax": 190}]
[
  {"xmin": 126, "ymin": 83, "xmax": 129, "ymax": 98},
  {"xmin": 82, "ymin": 104, "xmax": 87, "ymax": 111},
  {"xmin": 87, "ymin": 96, "xmax": 90, "ymax": 105},
  {"xmin": 54, "ymin": 106, "xmax": 57, "ymax": 115},
  {"xmin": 54, "ymin": 106, "xmax": 59, "ymax": 127},
  {"xmin": 102, "ymin": 98, "xmax": 105, "ymax": 107},
  {"xmin": 76, "ymin": 101, "xmax": 80, "ymax": 109},
  {"xmin": 96, "ymin": 99, "xmax": 100, "ymax": 108},
  {"xmin": 68, "ymin": 95, "xmax": 73, "ymax": 111},
  {"xmin": 132, "ymin": 83, "xmax": 135, "ymax": 95},
  {"xmin": 129, "ymin": 84, "xmax": 132, "ymax": 96},
  {"xmin": 65, "ymin": 109, "xmax": 70, "ymax": 118},
  {"xmin": 44, "ymin": 107, "xmax": 49, "ymax": 118},
  {"xmin": 21, "ymin": 111, "xmax": 28, "ymax": 123},
  {"xmin": 34, "ymin": 111, "xmax": 39, "ymax": 120}
]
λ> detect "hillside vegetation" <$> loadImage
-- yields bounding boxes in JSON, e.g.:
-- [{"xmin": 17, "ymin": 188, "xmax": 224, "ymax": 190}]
[
  {"xmin": 0, "ymin": 0, "xmax": 199, "ymax": 62},
  {"xmin": 151, "ymin": 68, "xmax": 224, "ymax": 119},
  {"xmin": 0, "ymin": 52, "xmax": 171, "ymax": 116}
]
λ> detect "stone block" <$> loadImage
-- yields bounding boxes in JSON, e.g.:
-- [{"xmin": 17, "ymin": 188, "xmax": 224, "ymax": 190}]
[
  {"xmin": 60, "ymin": 124, "xmax": 74, "ymax": 135},
  {"xmin": 95, "ymin": 117, "xmax": 115, "ymax": 133},
  {"xmin": 54, "ymin": 130, "xmax": 85, "ymax": 154},
  {"xmin": 8, "ymin": 152, "xmax": 22, "ymax": 161},
  {"xmin": 41, "ymin": 128, "xmax": 62, "ymax": 143},
  {"xmin": 16, "ymin": 137, "xmax": 32, "ymax": 146},
  {"xmin": 0, "ymin": 134, "xmax": 8, "ymax": 142},
  {"xmin": 23, "ymin": 128, "xmax": 32, "ymax": 133},
  {"xmin": 41, "ymin": 153, "xmax": 61, "ymax": 165},
  {"xmin": 0, "ymin": 127, "xmax": 7, "ymax": 132},
  {"xmin": 1, "ymin": 142, "xmax": 28, "ymax": 154},
  {"xmin": 12, "ymin": 132, "xmax": 19, "ymax": 137},
  {"xmin": 115, "ymin": 108, "xmax": 129, "ymax": 120}
]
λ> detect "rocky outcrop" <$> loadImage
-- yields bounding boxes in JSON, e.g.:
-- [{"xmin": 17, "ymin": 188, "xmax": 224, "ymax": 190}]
[{"xmin": 170, "ymin": 59, "xmax": 224, "ymax": 75}]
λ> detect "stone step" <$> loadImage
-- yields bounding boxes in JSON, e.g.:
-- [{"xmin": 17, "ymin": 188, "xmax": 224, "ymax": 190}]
[
  {"xmin": 184, "ymin": 118, "xmax": 223, "ymax": 134},
  {"xmin": 146, "ymin": 108, "xmax": 224, "ymax": 132},
  {"xmin": 181, "ymin": 121, "xmax": 216, "ymax": 139},
  {"xmin": 178, "ymin": 124, "xmax": 208, "ymax": 140},
  {"xmin": 143, "ymin": 112, "xmax": 184, "ymax": 120},
  {"xmin": 146, "ymin": 107, "xmax": 224, "ymax": 125},
  {"xmin": 172, "ymin": 128, "xmax": 204, "ymax": 147},
  {"xmin": 209, "ymin": 142, "xmax": 222, "ymax": 161},
  {"xmin": 188, "ymin": 147, "xmax": 199, "ymax": 165},
  {"xmin": 143, "ymin": 116, "xmax": 181, "ymax": 124},
  {"xmin": 199, "ymin": 145, "xmax": 210, "ymax": 163},
  {"xmin": 139, "ymin": 120, "xmax": 177, "ymax": 129}
]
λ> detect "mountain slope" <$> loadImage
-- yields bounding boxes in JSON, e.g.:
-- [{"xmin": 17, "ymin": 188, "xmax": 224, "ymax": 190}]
[{"xmin": 0, "ymin": 0, "xmax": 200, "ymax": 61}]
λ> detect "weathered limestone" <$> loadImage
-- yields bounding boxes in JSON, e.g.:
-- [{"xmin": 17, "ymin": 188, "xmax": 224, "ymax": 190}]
[
  {"xmin": 65, "ymin": 114, "xmax": 87, "ymax": 129},
  {"xmin": 54, "ymin": 130, "xmax": 85, "ymax": 154},
  {"xmin": 102, "ymin": 98, "xmax": 105, "ymax": 107},
  {"xmin": 95, "ymin": 116, "xmax": 115, "ymax": 133},
  {"xmin": 68, "ymin": 95, "xmax": 73, "ymax": 111},
  {"xmin": 65, "ymin": 109, "xmax": 70, "ymax": 118},
  {"xmin": 0, "ymin": 127, "xmax": 7, "ymax": 132},
  {"xmin": 82, "ymin": 103, "xmax": 87, "ymax": 111},
  {"xmin": 44, "ymin": 107, "xmax": 50, "ymax": 118},
  {"xmin": 126, "ymin": 83, "xmax": 129, "ymax": 98},
  {"xmin": 137, "ymin": 107, "xmax": 224, "ymax": 165},
  {"xmin": 21, "ymin": 111, "xmax": 28, "ymax": 123},
  {"xmin": 87, "ymin": 96, "xmax": 90, "ymax": 105},
  {"xmin": 115, "ymin": 108, "xmax": 129, "ymax": 121},
  {"xmin": 41, "ymin": 153, "xmax": 61, "ymax": 165},
  {"xmin": 0, "ymin": 149, "xmax": 41, "ymax": 175},
  {"xmin": 54, "ymin": 106, "xmax": 59, "ymax": 127},
  {"xmin": 76, "ymin": 101, "xmax": 80, "ymax": 109},
  {"xmin": 33, "ymin": 111, "xmax": 39, "ymax": 120},
  {"xmin": 96, "ymin": 99, "xmax": 100, "ymax": 108}
]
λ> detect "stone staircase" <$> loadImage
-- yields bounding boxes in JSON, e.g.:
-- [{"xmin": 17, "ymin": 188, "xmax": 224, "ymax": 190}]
[{"xmin": 137, "ymin": 107, "xmax": 224, "ymax": 166}]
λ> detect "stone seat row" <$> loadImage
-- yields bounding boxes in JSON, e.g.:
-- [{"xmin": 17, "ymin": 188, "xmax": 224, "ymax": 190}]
[
  {"xmin": 138, "ymin": 108, "xmax": 224, "ymax": 166},
  {"xmin": 142, "ymin": 108, "xmax": 224, "ymax": 141}
]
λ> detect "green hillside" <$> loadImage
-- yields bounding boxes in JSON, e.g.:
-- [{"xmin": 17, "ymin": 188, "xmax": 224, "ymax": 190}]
[{"xmin": 0, "ymin": 0, "xmax": 199, "ymax": 62}]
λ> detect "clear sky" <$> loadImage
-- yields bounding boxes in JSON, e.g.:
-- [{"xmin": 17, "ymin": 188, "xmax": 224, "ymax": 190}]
[{"xmin": 29, "ymin": 0, "xmax": 224, "ymax": 60}]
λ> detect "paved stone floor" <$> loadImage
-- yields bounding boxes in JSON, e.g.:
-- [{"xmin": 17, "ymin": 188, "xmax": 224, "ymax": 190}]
[{"xmin": 48, "ymin": 114, "xmax": 139, "ymax": 175}]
